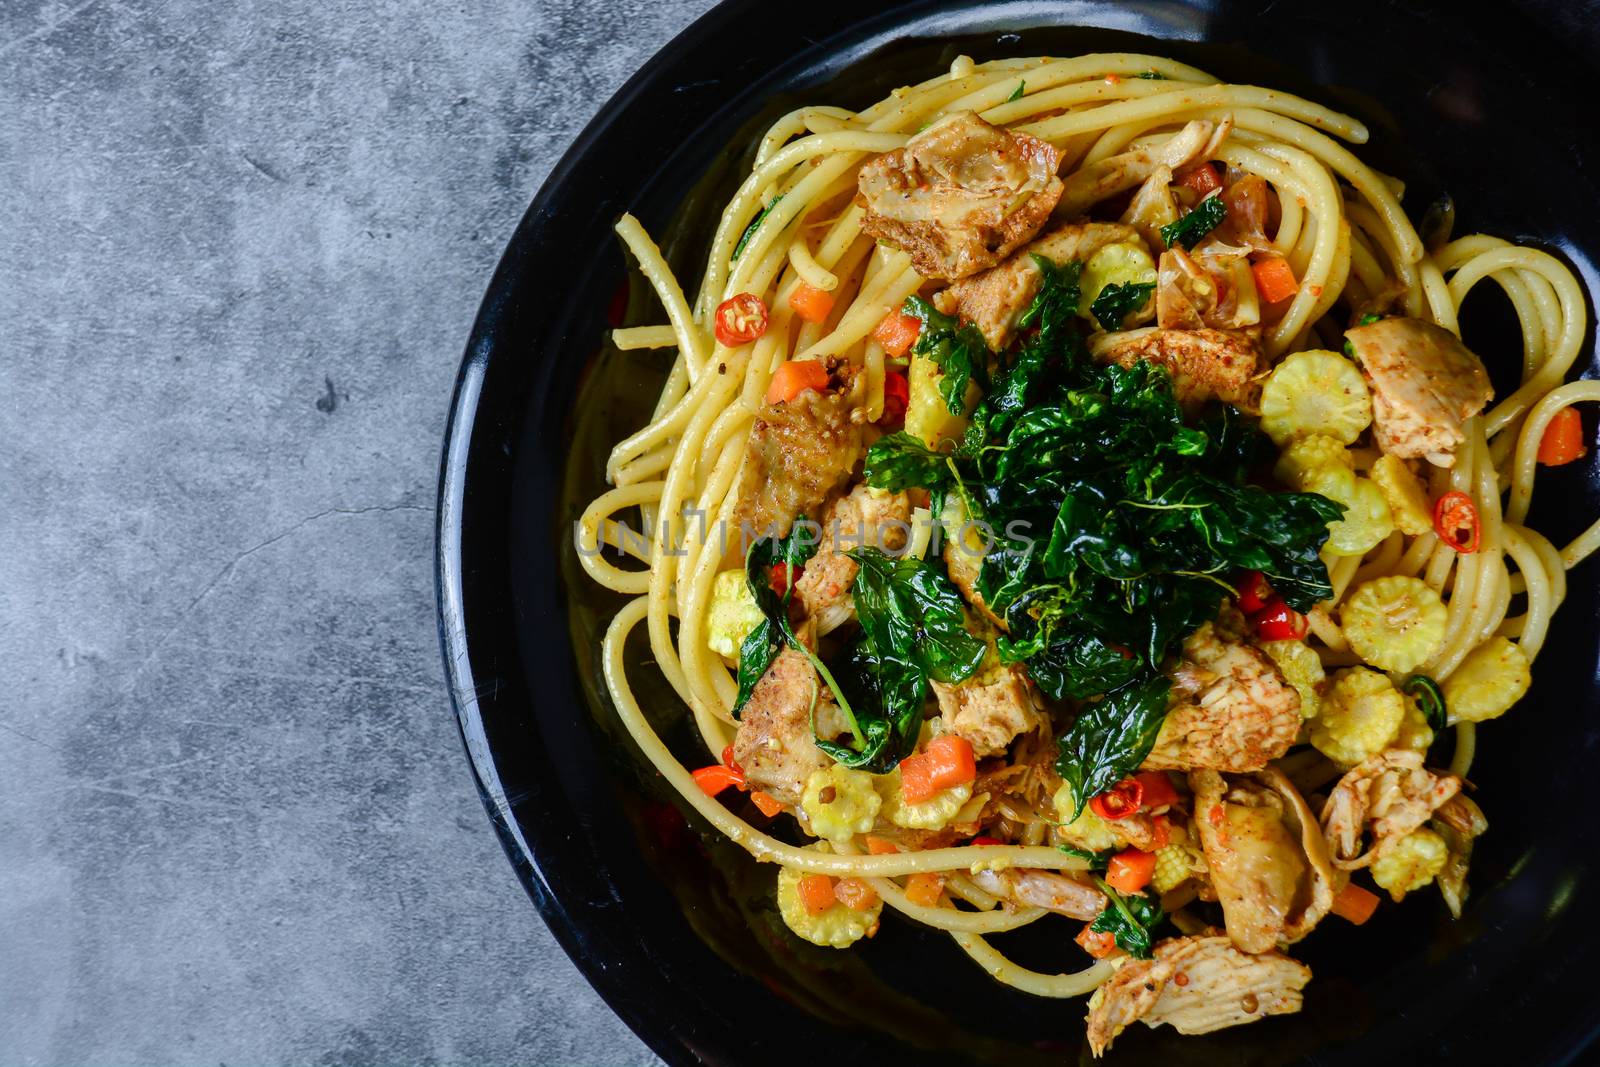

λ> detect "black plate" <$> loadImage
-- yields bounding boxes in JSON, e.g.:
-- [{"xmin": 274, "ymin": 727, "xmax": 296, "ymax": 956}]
[{"xmin": 437, "ymin": 2, "xmax": 1600, "ymax": 1063}]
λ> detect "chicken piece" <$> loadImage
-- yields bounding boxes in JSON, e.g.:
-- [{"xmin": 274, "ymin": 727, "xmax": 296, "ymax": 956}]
[
  {"xmin": 1085, "ymin": 935, "xmax": 1310, "ymax": 1056},
  {"xmin": 1056, "ymin": 118, "xmax": 1229, "ymax": 220},
  {"xmin": 732, "ymin": 380, "xmax": 864, "ymax": 544},
  {"xmin": 793, "ymin": 485, "xmax": 912, "ymax": 635},
  {"xmin": 1189, "ymin": 768, "xmax": 1335, "ymax": 953},
  {"xmin": 1432, "ymin": 793, "xmax": 1488, "ymax": 918},
  {"xmin": 732, "ymin": 641, "xmax": 851, "ymax": 806},
  {"xmin": 1090, "ymin": 327, "xmax": 1264, "ymax": 410},
  {"xmin": 968, "ymin": 866, "xmax": 1106, "ymax": 918},
  {"xmin": 857, "ymin": 111, "xmax": 1063, "ymax": 281},
  {"xmin": 932, "ymin": 661, "xmax": 1043, "ymax": 758},
  {"xmin": 1344, "ymin": 317, "xmax": 1493, "ymax": 467},
  {"xmin": 931, "ymin": 222, "xmax": 1146, "ymax": 350},
  {"xmin": 1142, "ymin": 613, "xmax": 1301, "ymax": 773},
  {"xmin": 1320, "ymin": 748, "xmax": 1463, "ymax": 869}
]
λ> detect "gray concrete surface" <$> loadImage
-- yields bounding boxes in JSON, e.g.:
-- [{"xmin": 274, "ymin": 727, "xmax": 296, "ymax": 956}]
[{"xmin": 0, "ymin": 0, "xmax": 717, "ymax": 1062}]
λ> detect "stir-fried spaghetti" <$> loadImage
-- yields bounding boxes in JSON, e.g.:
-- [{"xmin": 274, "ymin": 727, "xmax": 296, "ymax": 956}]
[{"xmin": 574, "ymin": 52, "xmax": 1593, "ymax": 1051}]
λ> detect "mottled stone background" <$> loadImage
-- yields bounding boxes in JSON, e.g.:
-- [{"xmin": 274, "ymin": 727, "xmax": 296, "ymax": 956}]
[{"xmin": 1, "ymin": 0, "xmax": 719, "ymax": 1062}]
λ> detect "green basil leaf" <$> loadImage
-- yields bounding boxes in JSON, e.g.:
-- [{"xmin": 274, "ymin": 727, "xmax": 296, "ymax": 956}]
[
  {"xmin": 1159, "ymin": 193, "xmax": 1227, "ymax": 250},
  {"xmin": 1089, "ymin": 880, "xmax": 1166, "ymax": 958},
  {"xmin": 903, "ymin": 295, "xmax": 991, "ymax": 415},
  {"xmin": 1405, "ymin": 674, "xmax": 1448, "ymax": 731},
  {"xmin": 1055, "ymin": 674, "xmax": 1172, "ymax": 821},
  {"xmin": 1007, "ymin": 80, "xmax": 1025, "ymax": 102},
  {"xmin": 732, "ymin": 194, "xmax": 783, "ymax": 260},
  {"xmin": 1089, "ymin": 281, "xmax": 1156, "ymax": 332}
]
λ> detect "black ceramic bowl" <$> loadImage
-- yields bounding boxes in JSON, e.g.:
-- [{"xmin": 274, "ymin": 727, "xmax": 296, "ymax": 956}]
[{"xmin": 437, "ymin": 2, "xmax": 1600, "ymax": 1063}]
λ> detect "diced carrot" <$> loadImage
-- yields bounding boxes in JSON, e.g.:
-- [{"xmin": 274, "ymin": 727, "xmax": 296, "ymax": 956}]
[
  {"xmin": 834, "ymin": 878, "xmax": 879, "ymax": 911},
  {"xmin": 1176, "ymin": 162, "xmax": 1221, "ymax": 195},
  {"xmin": 865, "ymin": 835, "xmax": 900, "ymax": 855},
  {"xmin": 903, "ymin": 872, "xmax": 945, "ymax": 908},
  {"xmin": 1076, "ymin": 924, "xmax": 1119, "ymax": 959},
  {"xmin": 1149, "ymin": 814, "xmax": 1171, "ymax": 851},
  {"xmin": 1538, "ymin": 406, "xmax": 1587, "ymax": 466},
  {"xmin": 1251, "ymin": 256, "xmax": 1299, "ymax": 304},
  {"xmin": 789, "ymin": 282, "xmax": 835, "ymax": 324},
  {"xmin": 898, "ymin": 735, "xmax": 977, "ymax": 803},
  {"xmin": 796, "ymin": 874, "xmax": 838, "ymax": 915},
  {"xmin": 872, "ymin": 310, "xmax": 922, "ymax": 357},
  {"xmin": 1331, "ymin": 881, "xmax": 1381, "ymax": 925},
  {"xmin": 765, "ymin": 359, "xmax": 830, "ymax": 405},
  {"xmin": 691, "ymin": 764, "xmax": 744, "ymax": 797},
  {"xmin": 1105, "ymin": 848, "xmax": 1156, "ymax": 894},
  {"xmin": 749, "ymin": 790, "xmax": 782, "ymax": 818},
  {"xmin": 1134, "ymin": 771, "xmax": 1181, "ymax": 810}
]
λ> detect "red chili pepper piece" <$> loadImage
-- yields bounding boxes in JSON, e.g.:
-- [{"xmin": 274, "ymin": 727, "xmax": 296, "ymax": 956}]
[
  {"xmin": 768, "ymin": 561, "xmax": 802, "ymax": 597},
  {"xmin": 879, "ymin": 371, "xmax": 909, "ymax": 428},
  {"xmin": 713, "ymin": 293, "xmax": 769, "ymax": 347},
  {"xmin": 1433, "ymin": 491, "xmax": 1481, "ymax": 554},
  {"xmin": 1253, "ymin": 595, "xmax": 1308, "ymax": 641},
  {"xmin": 1235, "ymin": 569, "xmax": 1273, "ymax": 615},
  {"xmin": 1089, "ymin": 778, "xmax": 1144, "ymax": 821}
]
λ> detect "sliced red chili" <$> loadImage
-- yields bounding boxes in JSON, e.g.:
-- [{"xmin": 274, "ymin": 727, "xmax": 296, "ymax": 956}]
[
  {"xmin": 1133, "ymin": 771, "xmax": 1181, "ymax": 810},
  {"xmin": 969, "ymin": 836, "xmax": 1004, "ymax": 846},
  {"xmin": 768, "ymin": 561, "xmax": 802, "ymax": 597},
  {"xmin": 1089, "ymin": 778, "xmax": 1144, "ymax": 821},
  {"xmin": 720, "ymin": 744, "xmax": 743, "ymax": 776},
  {"xmin": 1433, "ymin": 491, "xmax": 1481, "ymax": 554},
  {"xmin": 1235, "ymin": 569, "xmax": 1273, "ymax": 615},
  {"xmin": 1253, "ymin": 595, "xmax": 1308, "ymax": 641},
  {"xmin": 713, "ymin": 293, "xmax": 769, "ymax": 347},
  {"xmin": 879, "ymin": 370, "xmax": 910, "ymax": 428}
]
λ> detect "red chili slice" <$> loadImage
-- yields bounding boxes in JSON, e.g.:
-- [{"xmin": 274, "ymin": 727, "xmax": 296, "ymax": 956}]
[
  {"xmin": 1235, "ymin": 569, "xmax": 1273, "ymax": 614},
  {"xmin": 768, "ymin": 561, "xmax": 802, "ymax": 597},
  {"xmin": 1089, "ymin": 778, "xmax": 1144, "ymax": 821},
  {"xmin": 713, "ymin": 293, "xmax": 769, "ymax": 346},
  {"xmin": 1433, "ymin": 491, "xmax": 1481, "ymax": 554},
  {"xmin": 879, "ymin": 370, "xmax": 909, "ymax": 428},
  {"xmin": 1253, "ymin": 595, "xmax": 1308, "ymax": 641},
  {"xmin": 692, "ymin": 764, "xmax": 744, "ymax": 797}
]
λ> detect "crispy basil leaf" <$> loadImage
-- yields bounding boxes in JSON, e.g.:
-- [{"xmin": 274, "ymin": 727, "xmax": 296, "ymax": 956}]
[
  {"xmin": 816, "ymin": 548, "xmax": 986, "ymax": 771},
  {"xmin": 1055, "ymin": 674, "xmax": 1172, "ymax": 822},
  {"xmin": 1090, "ymin": 281, "xmax": 1156, "ymax": 332},
  {"xmin": 864, "ymin": 431, "xmax": 954, "ymax": 495},
  {"xmin": 904, "ymin": 295, "xmax": 992, "ymax": 415},
  {"xmin": 1058, "ymin": 844, "xmax": 1118, "ymax": 870},
  {"xmin": 732, "ymin": 194, "xmax": 783, "ymax": 260},
  {"xmin": 731, "ymin": 518, "xmax": 821, "ymax": 716},
  {"xmin": 1090, "ymin": 881, "xmax": 1166, "ymax": 959},
  {"xmin": 1159, "ymin": 193, "xmax": 1227, "ymax": 250},
  {"xmin": 1406, "ymin": 674, "xmax": 1448, "ymax": 731},
  {"xmin": 1135, "ymin": 70, "xmax": 1165, "ymax": 80}
]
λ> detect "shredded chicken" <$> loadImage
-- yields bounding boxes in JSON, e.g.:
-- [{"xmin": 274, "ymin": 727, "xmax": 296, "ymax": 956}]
[
  {"xmin": 731, "ymin": 639, "xmax": 850, "ymax": 806},
  {"xmin": 793, "ymin": 486, "xmax": 912, "ymax": 634},
  {"xmin": 732, "ymin": 375, "xmax": 864, "ymax": 543},
  {"xmin": 857, "ymin": 111, "xmax": 1063, "ymax": 281},
  {"xmin": 1432, "ymin": 793, "xmax": 1488, "ymax": 918},
  {"xmin": 1085, "ymin": 935, "xmax": 1310, "ymax": 1056},
  {"xmin": 968, "ymin": 866, "xmax": 1105, "ymax": 918},
  {"xmin": 1320, "ymin": 749, "xmax": 1463, "ymax": 869},
  {"xmin": 932, "ymin": 661, "xmax": 1043, "ymax": 758},
  {"xmin": 1143, "ymin": 613, "xmax": 1301, "ymax": 772},
  {"xmin": 1090, "ymin": 327, "xmax": 1264, "ymax": 410},
  {"xmin": 1190, "ymin": 768, "xmax": 1335, "ymax": 953},
  {"xmin": 931, "ymin": 222, "xmax": 1147, "ymax": 350},
  {"xmin": 1344, "ymin": 316, "xmax": 1493, "ymax": 466}
]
